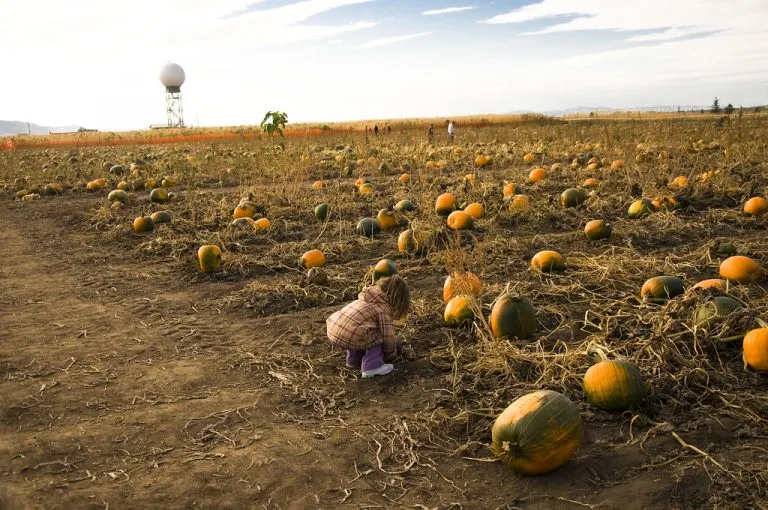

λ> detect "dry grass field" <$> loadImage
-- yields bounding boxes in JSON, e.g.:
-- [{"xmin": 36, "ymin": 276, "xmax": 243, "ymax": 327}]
[{"xmin": 1, "ymin": 115, "xmax": 767, "ymax": 509}]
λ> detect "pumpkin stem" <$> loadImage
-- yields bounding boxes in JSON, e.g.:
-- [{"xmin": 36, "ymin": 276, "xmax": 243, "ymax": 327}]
[{"xmin": 756, "ymin": 317, "xmax": 768, "ymax": 329}]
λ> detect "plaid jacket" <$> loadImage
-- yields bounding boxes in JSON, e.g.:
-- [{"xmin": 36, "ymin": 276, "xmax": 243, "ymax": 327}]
[{"xmin": 326, "ymin": 286, "xmax": 396, "ymax": 359}]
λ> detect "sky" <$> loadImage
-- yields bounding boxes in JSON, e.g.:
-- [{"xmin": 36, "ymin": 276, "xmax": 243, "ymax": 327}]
[{"xmin": 1, "ymin": 0, "xmax": 767, "ymax": 130}]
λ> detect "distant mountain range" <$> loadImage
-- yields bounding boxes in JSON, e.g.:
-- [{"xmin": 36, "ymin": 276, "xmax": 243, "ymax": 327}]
[{"xmin": 0, "ymin": 120, "xmax": 81, "ymax": 136}]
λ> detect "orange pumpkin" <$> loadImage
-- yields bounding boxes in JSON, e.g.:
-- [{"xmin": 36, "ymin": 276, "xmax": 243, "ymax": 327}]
[
  {"xmin": 446, "ymin": 210, "xmax": 474, "ymax": 231},
  {"xmin": 301, "ymin": 249, "xmax": 325, "ymax": 269},
  {"xmin": 474, "ymin": 155, "xmax": 491, "ymax": 168},
  {"xmin": 233, "ymin": 201, "xmax": 256, "ymax": 219},
  {"xmin": 743, "ymin": 328, "xmax": 768, "ymax": 372},
  {"xmin": 528, "ymin": 167, "xmax": 547, "ymax": 183},
  {"xmin": 508, "ymin": 194, "xmax": 530, "ymax": 211},
  {"xmin": 719, "ymin": 256, "xmax": 763, "ymax": 284},
  {"xmin": 491, "ymin": 390, "xmax": 583, "ymax": 475},
  {"xmin": 610, "ymin": 160, "xmax": 624, "ymax": 170},
  {"xmin": 86, "ymin": 180, "xmax": 104, "ymax": 192},
  {"xmin": 584, "ymin": 219, "xmax": 612, "ymax": 240},
  {"xmin": 582, "ymin": 178, "xmax": 600, "ymax": 188},
  {"xmin": 694, "ymin": 278, "xmax": 728, "ymax": 291},
  {"xmin": 444, "ymin": 295, "xmax": 476, "ymax": 326},
  {"xmin": 583, "ymin": 360, "xmax": 645, "ymax": 411},
  {"xmin": 668, "ymin": 175, "xmax": 688, "ymax": 190},
  {"xmin": 502, "ymin": 182, "xmax": 519, "ymax": 198},
  {"xmin": 743, "ymin": 197, "xmax": 768, "ymax": 216},
  {"xmin": 464, "ymin": 202, "xmax": 485, "ymax": 219},
  {"xmin": 132, "ymin": 216, "xmax": 155, "ymax": 233},
  {"xmin": 376, "ymin": 208, "xmax": 400, "ymax": 231},
  {"xmin": 312, "ymin": 180, "xmax": 324, "ymax": 190},
  {"xmin": 358, "ymin": 183, "xmax": 374, "ymax": 195},
  {"xmin": 523, "ymin": 153, "xmax": 536, "ymax": 163},
  {"xmin": 354, "ymin": 177, "xmax": 368, "ymax": 187},
  {"xmin": 198, "ymin": 245, "xmax": 222, "ymax": 273},
  {"xmin": 253, "ymin": 218, "xmax": 271, "ymax": 230},
  {"xmin": 399, "ymin": 173, "xmax": 410, "ymax": 185},
  {"xmin": 435, "ymin": 193, "xmax": 457, "ymax": 216},
  {"xmin": 531, "ymin": 250, "xmax": 565, "ymax": 272},
  {"xmin": 397, "ymin": 229, "xmax": 432, "ymax": 254},
  {"xmin": 443, "ymin": 272, "xmax": 482, "ymax": 303}
]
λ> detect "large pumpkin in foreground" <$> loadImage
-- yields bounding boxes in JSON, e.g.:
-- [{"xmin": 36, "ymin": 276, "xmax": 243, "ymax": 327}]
[
  {"xmin": 491, "ymin": 390, "xmax": 583, "ymax": 475},
  {"xmin": 583, "ymin": 360, "xmax": 645, "ymax": 411},
  {"xmin": 489, "ymin": 294, "xmax": 537, "ymax": 340}
]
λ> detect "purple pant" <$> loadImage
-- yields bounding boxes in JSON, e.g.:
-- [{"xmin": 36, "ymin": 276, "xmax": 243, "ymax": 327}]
[{"xmin": 346, "ymin": 345, "xmax": 384, "ymax": 372}]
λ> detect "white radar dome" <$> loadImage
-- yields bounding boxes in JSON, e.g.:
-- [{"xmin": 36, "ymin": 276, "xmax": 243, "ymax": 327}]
[{"xmin": 160, "ymin": 63, "xmax": 185, "ymax": 89}]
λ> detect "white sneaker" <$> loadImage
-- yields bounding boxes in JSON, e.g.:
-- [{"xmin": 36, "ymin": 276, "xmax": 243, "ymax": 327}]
[{"xmin": 362, "ymin": 363, "xmax": 393, "ymax": 378}]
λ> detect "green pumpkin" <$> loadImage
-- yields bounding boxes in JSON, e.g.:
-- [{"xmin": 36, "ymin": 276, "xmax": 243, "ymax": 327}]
[
  {"xmin": 693, "ymin": 296, "xmax": 744, "ymax": 328},
  {"xmin": 641, "ymin": 276, "xmax": 685, "ymax": 303},
  {"xmin": 489, "ymin": 294, "xmax": 537, "ymax": 340},
  {"xmin": 716, "ymin": 242, "xmax": 737, "ymax": 257},
  {"xmin": 108, "ymin": 189, "xmax": 129, "ymax": 203},
  {"xmin": 394, "ymin": 199, "xmax": 417, "ymax": 213},
  {"xmin": 314, "ymin": 203, "xmax": 330, "ymax": 222},
  {"xmin": 149, "ymin": 188, "xmax": 170, "ymax": 203},
  {"xmin": 628, "ymin": 199, "xmax": 655, "ymax": 219},
  {"xmin": 356, "ymin": 218, "xmax": 381, "ymax": 238},
  {"xmin": 150, "ymin": 210, "xmax": 173, "ymax": 224},
  {"xmin": 560, "ymin": 188, "xmax": 588, "ymax": 208}
]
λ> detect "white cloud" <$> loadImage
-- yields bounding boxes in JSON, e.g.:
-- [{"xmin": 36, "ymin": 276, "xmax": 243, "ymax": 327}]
[
  {"xmin": 358, "ymin": 32, "xmax": 432, "ymax": 48},
  {"xmin": 422, "ymin": 6, "xmax": 475, "ymax": 16},
  {"xmin": 477, "ymin": 0, "xmax": 768, "ymax": 100},
  {"xmin": 481, "ymin": 0, "xmax": 765, "ymax": 34},
  {"xmin": 625, "ymin": 27, "xmax": 713, "ymax": 43}
]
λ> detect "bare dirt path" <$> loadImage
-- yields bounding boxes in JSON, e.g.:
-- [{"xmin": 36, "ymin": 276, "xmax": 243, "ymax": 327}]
[{"xmin": 0, "ymin": 195, "xmax": 760, "ymax": 510}]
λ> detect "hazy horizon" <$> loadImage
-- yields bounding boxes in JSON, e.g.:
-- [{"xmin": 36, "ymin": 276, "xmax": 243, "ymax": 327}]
[{"xmin": 2, "ymin": 0, "xmax": 767, "ymax": 131}]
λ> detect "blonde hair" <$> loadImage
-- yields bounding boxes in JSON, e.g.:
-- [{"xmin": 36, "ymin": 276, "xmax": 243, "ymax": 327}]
[{"xmin": 377, "ymin": 275, "xmax": 410, "ymax": 320}]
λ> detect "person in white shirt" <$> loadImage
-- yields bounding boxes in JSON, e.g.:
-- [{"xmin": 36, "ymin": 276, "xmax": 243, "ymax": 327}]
[{"xmin": 447, "ymin": 120, "xmax": 455, "ymax": 143}]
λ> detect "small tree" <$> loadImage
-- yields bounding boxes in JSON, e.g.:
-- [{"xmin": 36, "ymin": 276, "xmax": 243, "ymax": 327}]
[
  {"xmin": 260, "ymin": 111, "xmax": 288, "ymax": 145},
  {"xmin": 711, "ymin": 97, "xmax": 721, "ymax": 113},
  {"xmin": 724, "ymin": 103, "xmax": 734, "ymax": 115}
]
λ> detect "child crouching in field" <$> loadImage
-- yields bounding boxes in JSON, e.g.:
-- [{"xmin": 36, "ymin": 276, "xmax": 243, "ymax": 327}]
[{"xmin": 326, "ymin": 275, "xmax": 409, "ymax": 378}]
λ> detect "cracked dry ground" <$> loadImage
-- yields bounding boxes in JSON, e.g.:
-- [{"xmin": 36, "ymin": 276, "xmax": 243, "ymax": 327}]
[{"xmin": 0, "ymin": 193, "xmax": 761, "ymax": 510}]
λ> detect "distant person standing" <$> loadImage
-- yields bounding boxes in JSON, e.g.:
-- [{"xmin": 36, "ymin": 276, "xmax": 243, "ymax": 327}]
[
  {"xmin": 374, "ymin": 124, "xmax": 379, "ymax": 137},
  {"xmin": 427, "ymin": 123, "xmax": 435, "ymax": 143},
  {"xmin": 387, "ymin": 125, "xmax": 391, "ymax": 135},
  {"xmin": 447, "ymin": 120, "xmax": 456, "ymax": 143}
]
